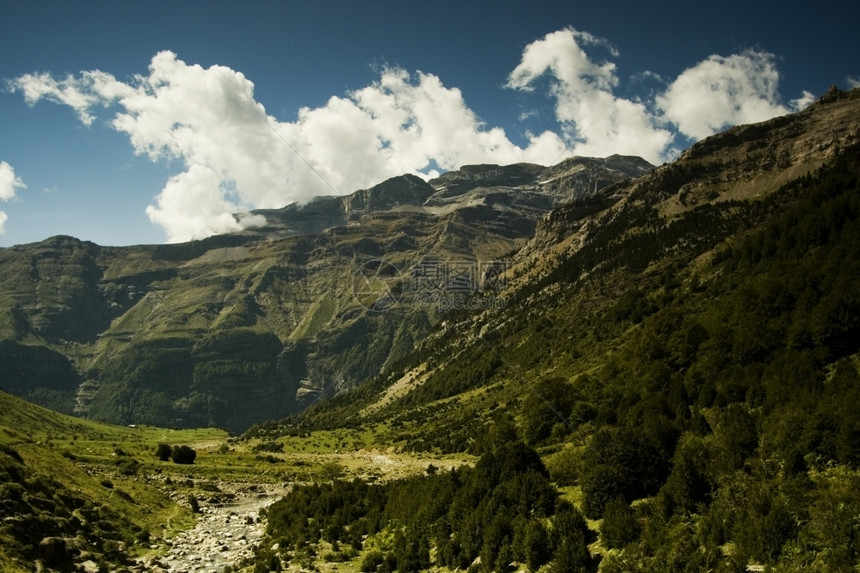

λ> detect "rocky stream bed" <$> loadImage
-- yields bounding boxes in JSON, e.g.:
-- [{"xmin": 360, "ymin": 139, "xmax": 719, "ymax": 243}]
[{"xmin": 132, "ymin": 484, "xmax": 285, "ymax": 573}]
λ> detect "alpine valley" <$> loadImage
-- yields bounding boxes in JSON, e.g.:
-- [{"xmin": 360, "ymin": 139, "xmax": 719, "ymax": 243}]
[{"xmin": 1, "ymin": 87, "xmax": 859, "ymax": 572}]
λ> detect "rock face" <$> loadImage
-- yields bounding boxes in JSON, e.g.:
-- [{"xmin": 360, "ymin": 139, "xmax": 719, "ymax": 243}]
[
  {"xmin": 535, "ymin": 154, "xmax": 655, "ymax": 201},
  {"xmin": 525, "ymin": 87, "xmax": 860, "ymax": 258},
  {"xmin": 343, "ymin": 174, "xmax": 436, "ymax": 216},
  {"xmin": 252, "ymin": 174, "xmax": 436, "ymax": 237},
  {"xmin": 428, "ymin": 163, "xmax": 547, "ymax": 196},
  {"xmin": 0, "ymin": 155, "xmax": 651, "ymax": 433},
  {"xmin": 248, "ymin": 159, "xmax": 648, "ymax": 239}
]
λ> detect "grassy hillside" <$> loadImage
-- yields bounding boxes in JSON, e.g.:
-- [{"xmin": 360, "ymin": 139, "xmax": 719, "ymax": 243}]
[{"xmin": 0, "ymin": 390, "xmax": 225, "ymax": 571}]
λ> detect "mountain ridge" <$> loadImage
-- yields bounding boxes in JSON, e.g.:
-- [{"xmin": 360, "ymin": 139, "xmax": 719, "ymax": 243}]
[
  {"xmin": 278, "ymin": 87, "xmax": 860, "ymax": 431},
  {"xmin": 0, "ymin": 154, "xmax": 652, "ymax": 433}
]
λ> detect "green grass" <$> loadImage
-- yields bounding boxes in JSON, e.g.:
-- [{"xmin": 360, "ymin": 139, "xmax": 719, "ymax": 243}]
[
  {"xmin": 291, "ymin": 295, "xmax": 336, "ymax": 340},
  {"xmin": 0, "ymin": 392, "xmax": 234, "ymax": 569}
]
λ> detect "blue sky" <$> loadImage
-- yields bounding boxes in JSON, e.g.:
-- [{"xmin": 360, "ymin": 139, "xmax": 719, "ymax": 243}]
[{"xmin": 1, "ymin": 0, "xmax": 857, "ymax": 247}]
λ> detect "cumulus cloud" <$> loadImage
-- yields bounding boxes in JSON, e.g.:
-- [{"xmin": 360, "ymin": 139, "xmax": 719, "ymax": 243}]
[
  {"xmin": 0, "ymin": 161, "xmax": 25, "ymax": 201},
  {"xmin": 144, "ymin": 165, "xmax": 267, "ymax": 242},
  {"xmin": 0, "ymin": 161, "xmax": 26, "ymax": 234},
  {"xmin": 10, "ymin": 52, "xmax": 564, "ymax": 242},
  {"xmin": 656, "ymin": 49, "xmax": 812, "ymax": 140},
  {"xmin": 8, "ymin": 33, "xmax": 810, "ymax": 242},
  {"xmin": 506, "ymin": 29, "xmax": 814, "ymax": 162},
  {"xmin": 505, "ymin": 28, "xmax": 674, "ymax": 163}
]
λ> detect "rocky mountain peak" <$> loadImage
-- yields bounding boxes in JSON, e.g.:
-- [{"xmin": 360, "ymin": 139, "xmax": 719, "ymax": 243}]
[
  {"xmin": 341, "ymin": 174, "xmax": 434, "ymax": 217},
  {"xmin": 427, "ymin": 163, "xmax": 546, "ymax": 197}
]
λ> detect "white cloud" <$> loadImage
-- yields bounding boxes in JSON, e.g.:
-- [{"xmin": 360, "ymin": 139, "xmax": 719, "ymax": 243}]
[
  {"xmin": 0, "ymin": 160, "xmax": 26, "ymax": 234},
  {"xmin": 8, "ymin": 71, "xmax": 130, "ymax": 126},
  {"xmin": 506, "ymin": 30, "xmax": 813, "ymax": 161},
  {"xmin": 9, "ymin": 36, "xmax": 810, "ymax": 243},
  {"xmin": 656, "ymin": 49, "xmax": 807, "ymax": 140},
  {"xmin": 507, "ymin": 28, "xmax": 619, "ymax": 94},
  {"xmin": 790, "ymin": 90, "xmax": 816, "ymax": 111},
  {"xmin": 10, "ymin": 52, "xmax": 566, "ymax": 242},
  {"xmin": 0, "ymin": 160, "xmax": 26, "ymax": 201},
  {"xmin": 846, "ymin": 76, "xmax": 860, "ymax": 89},
  {"xmin": 144, "ymin": 164, "xmax": 266, "ymax": 242},
  {"xmin": 505, "ymin": 27, "xmax": 673, "ymax": 164}
]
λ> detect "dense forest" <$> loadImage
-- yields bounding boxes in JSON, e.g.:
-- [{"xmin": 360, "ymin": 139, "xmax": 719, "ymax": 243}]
[
  {"xmin": 257, "ymin": 442, "xmax": 595, "ymax": 573},
  {"xmin": 249, "ymin": 143, "xmax": 860, "ymax": 571}
]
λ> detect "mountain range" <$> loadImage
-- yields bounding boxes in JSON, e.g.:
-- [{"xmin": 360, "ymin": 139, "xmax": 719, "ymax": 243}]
[
  {"xmin": 0, "ymin": 153, "xmax": 652, "ymax": 433},
  {"xmin": 287, "ymin": 85, "xmax": 859, "ymax": 437},
  {"xmin": 1, "ymin": 86, "xmax": 859, "ymax": 571}
]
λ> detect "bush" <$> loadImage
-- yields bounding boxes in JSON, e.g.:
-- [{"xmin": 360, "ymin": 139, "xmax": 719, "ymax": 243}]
[
  {"xmin": 581, "ymin": 463, "xmax": 627, "ymax": 519},
  {"xmin": 545, "ymin": 446, "xmax": 580, "ymax": 486},
  {"xmin": 600, "ymin": 497, "xmax": 641, "ymax": 549},
  {"xmin": 155, "ymin": 442, "xmax": 172, "ymax": 461},
  {"xmin": 253, "ymin": 440, "xmax": 284, "ymax": 453},
  {"xmin": 171, "ymin": 445, "xmax": 197, "ymax": 464},
  {"xmin": 520, "ymin": 519, "xmax": 552, "ymax": 571},
  {"xmin": 360, "ymin": 549, "xmax": 385, "ymax": 572},
  {"xmin": 550, "ymin": 531, "xmax": 599, "ymax": 573},
  {"xmin": 580, "ymin": 427, "xmax": 666, "ymax": 518}
]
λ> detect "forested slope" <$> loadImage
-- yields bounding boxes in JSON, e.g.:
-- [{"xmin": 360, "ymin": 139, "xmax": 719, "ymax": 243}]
[{"xmin": 250, "ymin": 91, "xmax": 860, "ymax": 571}]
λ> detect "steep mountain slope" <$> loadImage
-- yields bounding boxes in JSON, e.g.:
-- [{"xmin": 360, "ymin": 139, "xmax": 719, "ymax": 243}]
[
  {"xmin": 298, "ymin": 87, "xmax": 860, "ymax": 422},
  {"xmin": 270, "ymin": 88, "xmax": 860, "ymax": 570},
  {"xmin": 0, "ymin": 156, "xmax": 650, "ymax": 433}
]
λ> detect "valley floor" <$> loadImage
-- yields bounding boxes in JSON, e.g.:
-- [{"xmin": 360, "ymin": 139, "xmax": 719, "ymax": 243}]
[{"xmin": 0, "ymin": 393, "xmax": 473, "ymax": 573}]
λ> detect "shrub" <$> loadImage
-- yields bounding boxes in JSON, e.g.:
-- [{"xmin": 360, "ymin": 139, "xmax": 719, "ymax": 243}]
[
  {"xmin": 171, "ymin": 445, "xmax": 197, "ymax": 464},
  {"xmin": 359, "ymin": 549, "xmax": 385, "ymax": 572},
  {"xmin": 600, "ymin": 497, "xmax": 642, "ymax": 549},
  {"xmin": 253, "ymin": 440, "xmax": 284, "ymax": 453},
  {"xmin": 0, "ymin": 445, "xmax": 24, "ymax": 464},
  {"xmin": 155, "ymin": 442, "xmax": 172, "ymax": 461},
  {"xmin": 520, "ymin": 519, "xmax": 552, "ymax": 571}
]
